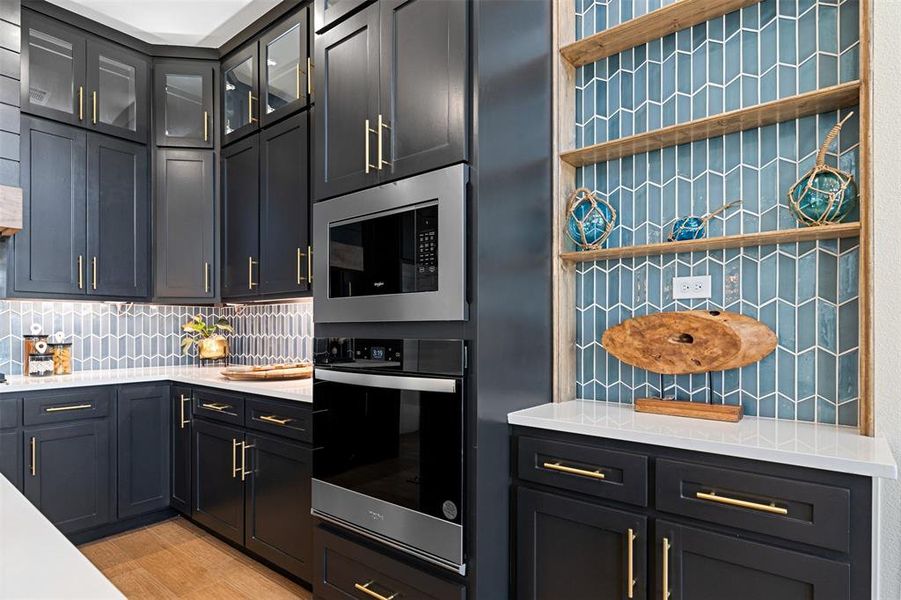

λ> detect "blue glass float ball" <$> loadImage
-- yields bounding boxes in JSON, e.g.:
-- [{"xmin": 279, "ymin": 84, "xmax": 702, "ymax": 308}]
[
  {"xmin": 790, "ymin": 170, "xmax": 858, "ymax": 224},
  {"xmin": 670, "ymin": 216, "xmax": 706, "ymax": 241},
  {"xmin": 567, "ymin": 198, "xmax": 615, "ymax": 248}
]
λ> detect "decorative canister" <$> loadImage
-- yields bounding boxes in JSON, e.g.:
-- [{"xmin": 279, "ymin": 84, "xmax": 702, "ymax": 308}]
[
  {"xmin": 28, "ymin": 352, "xmax": 54, "ymax": 377},
  {"xmin": 49, "ymin": 342, "xmax": 73, "ymax": 375},
  {"xmin": 23, "ymin": 334, "xmax": 49, "ymax": 376},
  {"xmin": 198, "ymin": 335, "xmax": 229, "ymax": 360}
]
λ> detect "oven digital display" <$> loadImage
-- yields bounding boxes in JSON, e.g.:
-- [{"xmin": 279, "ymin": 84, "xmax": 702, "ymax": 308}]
[{"xmin": 370, "ymin": 346, "xmax": 386, "ymax": 360}]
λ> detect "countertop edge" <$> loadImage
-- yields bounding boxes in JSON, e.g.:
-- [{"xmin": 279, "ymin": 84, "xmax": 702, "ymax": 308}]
[{"xmin": 508, "ymin": 404, "xmax": 898, "ymax": 480}]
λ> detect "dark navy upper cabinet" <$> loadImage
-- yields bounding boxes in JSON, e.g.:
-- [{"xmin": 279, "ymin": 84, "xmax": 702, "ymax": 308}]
[
  {"xmin": 314, "ymin": 0, "xmax": 374, "ymax": 33},
  {"xmin": 221, "ymin": 135, "xmax": 260, "ymax": 299},
  {"xmin": 259, "ymin": 9, "xmax": 310, "ymax": 127},
  {"xmin": 153, "ymin": 60, "xmax": 216, "ymax": 148},
  {"xmin": 313, "ymin": 0, "xmax": 467, "ymax": 201},
  {"xmin": 87, "ymin": 133, "xmax": 149, "ymax": 298},
  {"xmin": 14, "ymin": 116, "xmax": 87, "ymax": 296},
  {"xmin": 221, "ymin": 43, "xmax": 259, "ymax": 146},
  {"xmin": 117, "ymin": 385, "xmax": 170, "ymax": 520},
  {"xmin": 154, "ymin": 149, "xmax": 216, "ymax": 301},
  {"xmin": 20, "ymin": 9, "xmax": 149, "ymax": 143}
]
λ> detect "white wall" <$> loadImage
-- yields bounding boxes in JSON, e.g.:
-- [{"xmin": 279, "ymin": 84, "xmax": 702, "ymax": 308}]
[{"xmin": 873, "ymin": 2, "xmax": 901, "ymax": 598}]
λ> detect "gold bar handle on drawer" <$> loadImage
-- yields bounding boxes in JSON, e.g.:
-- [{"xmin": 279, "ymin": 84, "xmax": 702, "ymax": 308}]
[
  {"xmin": 354, "ymin": 581, "xmax": 398, "ymax": 600},
  {"xmin": 45, "ymin": 403, "xmax": 92, "ymax": 413},
  {"xmin": 627, "ymin": 528, "xmax": 636, "ymax": 599},
  {"xmin": 662, "ymin": 537, "xmax": 670, "ymax": 600},
  {"xmin": 203, "ymin": 110, "xmax": 209, "ymax": 142},
  {"xmin": 30, "ymin": 437, "xmax": 36, "ymax": 477},
  {"xmin": 78, "ymin": 86, "xmax": 84, "ymax": 121},
  {"xmin": 695, "ymin": 491, "xmax": 788, "ymax": 515},
  {"xmin": 232, "ymin": 438, "xmax": 240, "ymax": 478},
  {"xmin": 202, "ymin": 402, "xmax": 231, "ymax": 412},
  {"xmin": 259, "ymin": 414, "xmax": 292, "ymax": 426},
  {"xmin": 240, "ymin": 442, "xmax": 254, "ymax": 481},
  {"xmin": 179, "ymin": 394, "xmax": 190, "ymax": 428},
  {"xmin": 542, "ymin": 461, "xmax": 605, "ymax": 480}
]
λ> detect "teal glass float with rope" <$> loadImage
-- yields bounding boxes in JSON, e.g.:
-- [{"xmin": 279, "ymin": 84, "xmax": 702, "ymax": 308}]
[{"xmin": 565, "ymin": 187, "xmax": 617, "ymax": 251}]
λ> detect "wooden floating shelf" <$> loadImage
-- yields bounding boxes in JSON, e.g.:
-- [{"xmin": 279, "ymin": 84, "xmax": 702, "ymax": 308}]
[
  {"xmin": 560, "ymin": 222, "xmax": 861, "ymax": 263},
  {"xmin": 561, "ymin": 81, "xmax": 861, "ymax": 167},
  {"xmin": 561, "ymin": 0, "xmax": 761, "ymax": 67}
]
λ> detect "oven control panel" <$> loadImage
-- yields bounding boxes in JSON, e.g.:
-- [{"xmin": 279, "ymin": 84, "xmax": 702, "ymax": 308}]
[{"xmin": 314, "ymin": 338, "xmax": 403, "ymax": 365}]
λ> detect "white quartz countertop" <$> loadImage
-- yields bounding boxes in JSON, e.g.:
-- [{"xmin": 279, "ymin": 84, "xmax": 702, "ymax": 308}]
[
  {"xmin": 0, "ymin": 366, "xmax": 313, "ymax": 403},
  {"xmin": 0, "ymin": 475, "xmax": 123, "ymax": 599},
  {"xmin": 508, "ymin": 400, "xmax": 898, "ymax": 479}
]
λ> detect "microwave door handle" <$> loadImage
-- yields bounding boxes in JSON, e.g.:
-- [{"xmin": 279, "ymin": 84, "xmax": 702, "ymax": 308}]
[{"xmin": 314, "ymin": 368, "xmax": 457, "ymax": 394}]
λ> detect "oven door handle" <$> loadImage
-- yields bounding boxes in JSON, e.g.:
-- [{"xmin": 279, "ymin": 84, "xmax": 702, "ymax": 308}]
[{"xmin": 315, "ymin": 368, "xmax": 457, "ymax": 394}]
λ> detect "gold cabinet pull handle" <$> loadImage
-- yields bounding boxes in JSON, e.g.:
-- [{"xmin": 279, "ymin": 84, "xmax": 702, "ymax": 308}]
[
  {"xmin": 232, "ymin": 438, "xmax": 240, "ymax": 478},
  {"xmin": 377, "ymin": 114, "xmax": 391, "ymax": 169},
  {"xmin": 248, "ymin": 256, "xmax": 258, "ymax": 289},
  {"xmin": 92, "ymin": 256, "xmax": 97, "ymax": 290},
  {"xmin": 297, "ymin": 248, "xmax": 303, "ymax": 285},
  {"xmin": 92, "ymin": 90, "xmax": 97, "ymax": 124},
  {"xmin": 307, "ymin": 245, "xmax": 313, "ymax": 284},
  {"xmin": 45, "ymin": 403, "xmax": 92, "ymax": 413},
  {"xmin": 201, "ymin": 402, "xmax": 231, "ymax": 412},
  {"xmin": 542, "ymin": 461, "xmax": 605, "ymax": 480},
  {"xmin": 662, "ymin": 537, "xmax": 671, "ymax": 600},
  {"xmin": 77, "ymin": 255, "xmax": 84, "ymax": 289},
  {"xmin": 295, "ymin": 63, "xmax": 301, "ymax": 100},
  {"xmin": 248, "ymin": 90, "xmax": 257, "ymax": 123},
  {"xmin": 78, "ymin": 86, "xmax": 84, "ymax": 121},
  {"xmin": 203, "ymin": 110, "xmax": 209, "ymax": 142},
  {"xmin": 364, "ymin": 119, "xmax": 373, "ymax": 174},
  {"xmin": 695, "ymin": 491, "xmax": 788, "ymax": 515},
  {"xmin": 259, "ymin": 414, "xmax": 292, "ymax": 426},
  {"xmin": 30, "ymin": 437, "xmax": 36, "ymax": 477},
  {"xmin": 179, "ymin": 394, "xmax": 190, "ymax": 428},
  {"xmin": 307, "ymin": 57, "xmax": 313, "ymax": 96},
  {"xmin": 627, "ymin": 528, "xmax": 636, "ymax": 599},
  {"xmin": 354, "ymin": 581, "xmax": 398, "ymax": 600},
  {"xmin": 204, "ymin": 262, "xmax": 210, "ymax": 293},
  {"xmin": 240, "ymin": 442, "xmax": 255, "ymax": 481}
]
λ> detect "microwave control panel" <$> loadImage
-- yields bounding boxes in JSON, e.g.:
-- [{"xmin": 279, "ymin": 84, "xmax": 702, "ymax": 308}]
[{"xmin": 415, "ymin": 207, "xmax": 439, "ymax": 291}]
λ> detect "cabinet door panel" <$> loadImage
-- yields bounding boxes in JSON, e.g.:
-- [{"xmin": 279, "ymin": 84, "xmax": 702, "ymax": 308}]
[
  {"xmin": 314, "ymin": 0, "xmax": 374, "ymax": 33},
  {"xmin": 260, "ymin": 9, "xmax": 309, "ymax": 126},
  {"xmin": 15, "ymin": 116, "xmax": 87, "ymax": 295},
  {"xmin": 516, "ymin": 486, "xmax": 647, "ymax": 600},
  {"xmin": 86, "ymin": 133, "xmax": 149, "ymax": 298},
  {"xmin": 23, "ymin": 420, "xmax": 112, "ymax": 534},
  {"xmin": 221, "ymin": 136, "xmax": 260, "ymax": 299},
  {"xmin": 244, "ymin": 432, "xmax": 312, "ymax": 580},
  {"xmin": 155, "ymin": 149, "xmax": 215, "ymax": 300},
  {"xmin": 171, "ymin": 386, "xmax": 192, "ymax": 515},
  {"xmin": 222, "ymin": 45, "xmax": 259, "ymax": 146},
  {"xmin": 260, "ymin": 112, "xmax": 310, "ymax": 295},
  {"xmin": 379, "ymin": 0, "xmax": 467, "ymax": 183},
  {"xmin": 656, "ymin": 520, "xmax": 852, "ymax": 600},
  {"xmin": 313, "ymin": 3, "xmax": 380, "ymax": 201},
  {"xmin": 192, "ymin": 418, "xmax": 244, "ymax": 544},
  {"xmin": 20, "ymin": 11, "xmax": 86, "ymax": 127},
  {"xmin": 154, "ymin": 60, "xmax": 215, "ymax": 148},
  {"xmin": 117, "ymin": 385, "xmax": 170, "ymax": 519},
  {"xmin": 0, "ymin": 430, "xmax": 21, "ymax": 491},
  {"xmin": 86, "ymin": 40, "xmax": 149, "ymax": 143}
]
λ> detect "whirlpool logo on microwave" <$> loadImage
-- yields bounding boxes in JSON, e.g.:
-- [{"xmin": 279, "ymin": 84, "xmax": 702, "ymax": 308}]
[{"xmin": 368, "ymin": 510, "xmax": 385, "ymax": 521}]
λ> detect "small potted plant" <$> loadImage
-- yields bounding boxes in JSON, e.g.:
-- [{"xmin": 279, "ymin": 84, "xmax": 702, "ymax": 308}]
[{"xmin": 181, "ymin": 315, "xmax": 233, "ymax": 361}]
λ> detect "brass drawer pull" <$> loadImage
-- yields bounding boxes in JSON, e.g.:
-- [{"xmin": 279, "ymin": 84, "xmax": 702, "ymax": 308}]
[
  {"xmin": 45, "ymin": 403, "xmax": 92, "ymax": 413},
  {"xmin": 542, "ymin": 461, "xmax": 605, "ymax": 480},
  {"xmin": 259, "ymin": 414, "xmax": 292, "ymax": 426},
  {"xmin": 627, "ymin": 528, "xmax": 636, "ymax": 599},
  {"xmin": 695, "ymin": 491, "xmax": 788, "ymax": 515},
  {"xmin": 179, "ymin": 394, "xmax": 191, "ymax": 428},
  {"xmin": 661, "ymin": 537, "xmax": 671, "ymax": 600},
  {"xmin": 201, "ymin": 402, "xmax": 231, "ymax": 412},
  {"xmin": 354, "ymin": 581, "xmax": 398, "ymax": 600}
]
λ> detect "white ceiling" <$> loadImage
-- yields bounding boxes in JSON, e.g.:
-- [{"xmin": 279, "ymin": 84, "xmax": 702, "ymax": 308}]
[{"xmin": 45, "ymin": 0, "xmax": 283, "ymax": 47}]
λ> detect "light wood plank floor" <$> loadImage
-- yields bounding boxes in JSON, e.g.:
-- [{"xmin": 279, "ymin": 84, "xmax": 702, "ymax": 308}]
[{"xmin": 78, "ymin": 517, "xmax": 312, "ymax": 599}]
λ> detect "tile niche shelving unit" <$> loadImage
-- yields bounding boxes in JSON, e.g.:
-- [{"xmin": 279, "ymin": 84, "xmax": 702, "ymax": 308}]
[{"xmin": 551, "ymin": 0, "xmax": 873, "ymax": 434}]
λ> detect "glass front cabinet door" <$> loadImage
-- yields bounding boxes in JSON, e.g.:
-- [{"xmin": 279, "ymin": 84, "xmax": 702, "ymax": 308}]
[
  {"xmin": 222, "ymin": 45, "xmax": 259, "ymax": 145},
  {"xmin": 154, "ymin": 60, "xmax": 215, "ymax": 148},
  {"xmin": 259, "ymin": 8, "xmax": 309, "ymax": 127},
  {"xmin": 85, "ymin": 40, "xmax": 149, "ymax": 143}
]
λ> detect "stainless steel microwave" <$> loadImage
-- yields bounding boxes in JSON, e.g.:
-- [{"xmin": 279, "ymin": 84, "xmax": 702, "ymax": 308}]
[{"xmin": 313, "ymin": 164, "xmax": 468, "ymax": 323}]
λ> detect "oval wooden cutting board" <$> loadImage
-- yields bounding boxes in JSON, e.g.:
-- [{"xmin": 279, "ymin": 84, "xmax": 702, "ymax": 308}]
[{"xmin": 601, "ymin": 310, "xmax": 777, "ymax": 375}]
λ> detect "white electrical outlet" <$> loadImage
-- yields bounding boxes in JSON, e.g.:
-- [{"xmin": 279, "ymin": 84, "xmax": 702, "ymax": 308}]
[{"xmin": 673, "ymin": 275, "xmax": 712, "ymax": 299}]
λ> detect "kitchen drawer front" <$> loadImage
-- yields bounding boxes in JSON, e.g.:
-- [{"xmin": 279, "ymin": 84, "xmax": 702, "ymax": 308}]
[
  {"xmin": 516, "ymin": 435, "xmax": 648, "ymax": 506},
  {"xmin": 0, "ymin": 396, "xmax": 21, "ymax": 429},
  {"xmin": 192, "ymin": 389, "xmax": 244, "ymax": 426},
  {"xmin": 656, "ymin": 458, "xmax": 851, "ymax": 553},
  {"xmin": 245, "ymin": 396, "xmax": 312, "ymax": 443},
  {"xmin": 314, "ymin": 526, "xmax": 466, "ymax": 600},
  {"xmin": 23, "ymin": 388, "xmax": 113, "ymax": 425}
]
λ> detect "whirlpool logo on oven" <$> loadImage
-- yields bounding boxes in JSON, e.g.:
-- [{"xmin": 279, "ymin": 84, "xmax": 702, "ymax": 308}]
[{"xmin": 368, "ymin": 510, "xmax": 385, "ymax": 521}]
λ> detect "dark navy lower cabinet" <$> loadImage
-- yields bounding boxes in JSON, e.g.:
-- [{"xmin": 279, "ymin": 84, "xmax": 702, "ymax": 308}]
[
  {"xmin": 512, "ymin": 427, "xmax": 872, "ymax": 600},
  {"xmin": 192, "ymin": 417, "xmax": 246, "ymax": 545},
  {"xmin": 0, "ymin": 396, "xmax": 21, "ymax": 491},
  {"xmin": 171, "ymin": 385, "xmax": 193, "ymax": 515},
  {"xmin": 117, "ymin": 384, "xmax": 170, "ymax": 519}
]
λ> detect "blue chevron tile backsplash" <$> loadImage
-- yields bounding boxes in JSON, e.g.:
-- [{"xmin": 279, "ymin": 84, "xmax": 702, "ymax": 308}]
[{"xmin": 572, "ymin": 0, "xmax": 861, "ymax": 426}]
